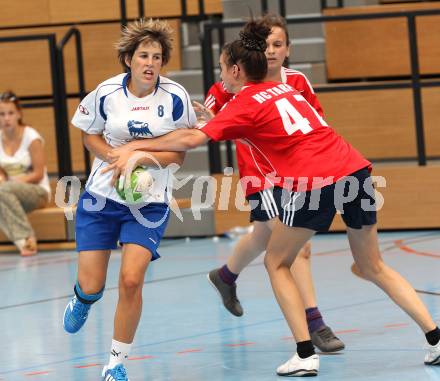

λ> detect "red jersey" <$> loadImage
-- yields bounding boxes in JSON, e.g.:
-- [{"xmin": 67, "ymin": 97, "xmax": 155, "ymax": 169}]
[
  {"xmin": 203, "ymin": 68, "xmax": 327, "ymax": 196},
  {"xmin": 201, "ymin": 81, "xmax": 370, "ymax": 195}
]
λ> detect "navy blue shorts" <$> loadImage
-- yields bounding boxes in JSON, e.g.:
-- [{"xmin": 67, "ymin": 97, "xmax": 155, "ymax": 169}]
[
  {"xmin": 247, "ymin": 168, "xmax": 377, "ymax": 231},
  {"xmin": 247, "ymin": 188, "xmax": 280, "ymax": 222},
  {"xmin": 75, "ymin": 191, "xmax": 170, "ymax": 260},
  {"xmin": 278, "ymin": 167, "xmax": 377, "ymax": 231}
]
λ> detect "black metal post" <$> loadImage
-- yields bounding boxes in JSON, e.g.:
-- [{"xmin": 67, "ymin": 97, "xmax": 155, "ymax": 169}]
[
  {"xmin": 407, "ymin": 15, "xmax": 426, "ymax": 165},
  {"xmin": 198, "ymin": 0, "xmax": 205, "ymax": 17},
  {"xmin": 120, "ymin": 0, "xmax": 128, "ymax": 27},
  {"xmin": 138, "ymin": 0, "xmax": 145, "ymax": 18},
  {"xmin": 201, "ymin": 23, "xmax": 222, "ymax": 173},
  {"xmin": 71, "ymin": 28, "xmax": 91, "ymax": 176},
  {"xmin": 225, "ymin": 141, "xmax": 234, "ymax": 168},
  {"xmin": 320, "ymin": 0, "xmax": 328, "ymax": 10},
  {"xmin": 181, "ymin": 0, "xmax": 188, "ymax": 18},
  {"xmin": 279, "ymin": 0, "xmax": 286, "ymax": 18},
  {"xmin": 337, "ymin": 0, "xmax": 343, "ymax": 7},
  {"xmin": 261, "ymin": 0, "xmax": 269, "ymax": 14},
  {"xmin": 49, "ymin": 35, "xmax": 73, "ymax": 177}
]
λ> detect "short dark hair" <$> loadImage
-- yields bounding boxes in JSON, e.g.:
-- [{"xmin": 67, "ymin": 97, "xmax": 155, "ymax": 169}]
[{"xmin": 115, "ymin": 18, "xmax": 173, "ymax": 70}]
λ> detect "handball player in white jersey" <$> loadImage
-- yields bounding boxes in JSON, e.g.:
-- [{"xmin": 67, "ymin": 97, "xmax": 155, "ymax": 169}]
[{"xmin": 62, "ymin": 19, "xmax": 196, "ymax": 381}]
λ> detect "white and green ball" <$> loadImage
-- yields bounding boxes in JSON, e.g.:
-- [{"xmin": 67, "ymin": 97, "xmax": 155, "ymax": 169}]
[{"xmin": 115, "ymin": 166, "xmax": 154, "ymax": 203}]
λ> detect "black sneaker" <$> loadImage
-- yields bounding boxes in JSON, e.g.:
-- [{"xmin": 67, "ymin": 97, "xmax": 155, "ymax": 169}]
[
  {"xmin": 311, "ymin": 326, "xmax": 345, "ymax": 352},
  {"xmin": 207, "ymin": 268, "xmax": 243, "ymax": 317}
]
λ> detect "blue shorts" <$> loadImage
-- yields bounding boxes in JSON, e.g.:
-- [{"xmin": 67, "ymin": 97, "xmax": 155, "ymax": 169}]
[{"xmin": 75, "ymin": 191, "xmax": 170, "ymax": 260}]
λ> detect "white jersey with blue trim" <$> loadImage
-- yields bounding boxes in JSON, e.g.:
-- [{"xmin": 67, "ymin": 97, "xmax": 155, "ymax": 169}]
[{"xmin": 72, "ymin": 72, "xmax": 196, "ymax": 204}]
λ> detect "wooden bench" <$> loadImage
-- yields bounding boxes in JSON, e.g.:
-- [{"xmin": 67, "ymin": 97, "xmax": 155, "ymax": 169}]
[
  {"xmin": 324, "ymin": 2, "xmax": 440, "ymax": 80},
  {"xmin": 0, "ymin": 176, "xmax": 193, "ymax": 246}
]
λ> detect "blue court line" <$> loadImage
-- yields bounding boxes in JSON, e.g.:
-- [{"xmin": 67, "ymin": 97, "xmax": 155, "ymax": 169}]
[{"xmin": 0, "ymin": 294, "xmax": 436, "ymax": 377}]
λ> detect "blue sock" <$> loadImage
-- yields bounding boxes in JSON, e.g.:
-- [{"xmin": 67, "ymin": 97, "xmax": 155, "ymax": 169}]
[{"xmin": 74, "ymin": 281, "xmax": 104, "ymax": 305}]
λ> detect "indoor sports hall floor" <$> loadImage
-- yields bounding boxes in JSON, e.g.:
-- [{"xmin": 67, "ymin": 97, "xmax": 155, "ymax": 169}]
[{"xmin": 1, "ymin": 230, "xmax": 439, "ymax": 381}]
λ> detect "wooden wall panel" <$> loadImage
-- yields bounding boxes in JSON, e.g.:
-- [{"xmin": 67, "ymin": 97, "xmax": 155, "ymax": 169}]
[
  {"xmin": 48, "ymin": 0, "xmax": 121, "ymax": 23},
  {"xmin": 0, "ymin": 39, "xmax": 53, "ymax": 96},
  {"xmin": 75, "ymin": 24, "xmax": 122, "ymax": 91},
  {"xmin": 68, "ymin": 99, "xmax": 87, "ymax": 174},
  {"xmin": 76, "ymin": 21, "xmax": 181, "ymax": 91},
  {"xmin": 422, "ymin": 88, "xmax": 440, "ymax": 157},
  {"xmin": 318, "ymin": 88, "xmax": 417, "ymax": 159},
  {"xmin": 330, "ymin": 164, "xmax": 440, "ymax": 230},
  {"xmin": 0, "ymin": 26, "xmax": 76, "ymax": 96},
  {"xmin": 325, "ymin": 17, "xmax": 410, "ymax": 79},
  {"xmin": 138, "ymin": 0, "xmax": 222, "ymax": 17},
  {"xmin": 212, "ymin": 174, "xmax": 250, "ymax": 234},
  {"xmin": 417, "ymin": 16, "xmax": 440, "ymax": 75},
  {"xmin": 186, "ymin": 0, "xmax": 223, "ymax": 14},
  {"xmin": 324, "ymin": 3, "xmax": 440, "ymax": 80},
  {"xmin": 163, "ymin": 19, "xmax": 182, "ymax": 73},
  {"xmin": 22, "ymin": 107, "xmax": 58, "ymax": 174},
  {"xmin": 0, "ymin": 0, "xmax": 50, "ymax": 27},
  {"xmin": 126, "ymin": 0, "xmax": 140, "ymax": 19},
  {"xmin": 0, "ymin": 0, "xmax": 222, "ymax": 28}
]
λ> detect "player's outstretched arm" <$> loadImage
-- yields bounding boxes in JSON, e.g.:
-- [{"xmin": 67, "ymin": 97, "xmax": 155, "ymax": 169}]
[
  {"xmin": 111, "ymin": 128, "xmax": 209, "ymax": 156},
  {"xmin": 102, "ymin": 129, "xmax": 209, "ymax": 181},
  {"xmin": 101, "ymin": 150, "xmax": 185, "ymax": 185}
]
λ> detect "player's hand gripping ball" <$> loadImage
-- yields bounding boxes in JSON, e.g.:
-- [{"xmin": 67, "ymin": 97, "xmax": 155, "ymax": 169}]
[{"xmin": 115, "ymin": 166, "xmax": 154, "ymax": 203}]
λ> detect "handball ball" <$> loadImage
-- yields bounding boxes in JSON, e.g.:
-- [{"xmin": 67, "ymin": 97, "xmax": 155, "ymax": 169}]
[{"xmin": 115, "ymin": 166, "xmax": 153, "ymax": 203}]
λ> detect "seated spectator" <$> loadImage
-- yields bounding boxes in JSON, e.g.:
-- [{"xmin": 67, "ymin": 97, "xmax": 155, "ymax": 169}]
[{"xmin": 0, "ymin": 91, "xmax": 51, "ymax": 256}]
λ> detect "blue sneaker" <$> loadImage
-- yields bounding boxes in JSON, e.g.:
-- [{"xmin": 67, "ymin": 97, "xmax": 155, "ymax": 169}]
[
  {"xmin": 102, "ymin": 364, "xmax": 129, "ymax": 381},
  {"xmin": 63, "ymin": 295, "xmax": 91, "ymax": 334}
]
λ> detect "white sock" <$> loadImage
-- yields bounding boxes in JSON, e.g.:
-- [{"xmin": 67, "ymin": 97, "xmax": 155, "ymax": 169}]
[{"xmin": 107, "ymin": 339, "xmax": 132, "ymax": 369}]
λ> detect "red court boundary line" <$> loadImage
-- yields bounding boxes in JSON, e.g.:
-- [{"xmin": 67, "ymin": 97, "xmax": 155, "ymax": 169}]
[
  {"xmin": 384, "ymin": 323, "xmax": 409, "ymax": 329},
  {"xmin": 394, "ymin": 239, "xmax": 440, "ymax": 259},
  {"xmin": 74, "ymin": 363, "xmax": 101, "ymax": 368},
  {"xmin": 334, "ymin": 329, "xmax": 360, "ymax": 334},
  {"xmin": 177, "ymin": 349, "xmax": 202, "ymax": 354},
  {"xmin": 128, "ymin": 355, "xmax": 154, "ymax": 361},
  {"xmin": 225, "ymin": 342, "xmax": 256, "ymax": 347},
  {"xmin": 25, "ymin": 370, "xmax": 51, "ymax": 376}
]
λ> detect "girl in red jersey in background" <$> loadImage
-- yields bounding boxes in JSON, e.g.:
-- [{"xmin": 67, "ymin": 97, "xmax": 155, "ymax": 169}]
[
  {"xmin": 198, "ymin": 14, "xmax": 344, "ymax": 354},
  {"xmin": 106, "ymin": 19, "xmax": 440, "ymax": 378}
]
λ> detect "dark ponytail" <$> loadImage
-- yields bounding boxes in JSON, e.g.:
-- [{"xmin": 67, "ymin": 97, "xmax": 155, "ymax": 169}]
[{"xmin": 222, "ymin": 20, "xmax": 271, "ymax": 82}]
